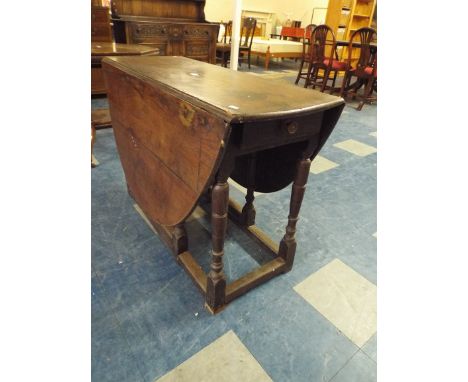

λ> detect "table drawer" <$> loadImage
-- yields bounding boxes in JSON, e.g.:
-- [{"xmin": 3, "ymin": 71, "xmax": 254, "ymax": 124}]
[
  {"xmin": 237, "ymin": 114, "xmax": 323, "ymax": 152},
  {"xmin": 183, "ymin": 25, "xmax": 213, "ymax": 40}
]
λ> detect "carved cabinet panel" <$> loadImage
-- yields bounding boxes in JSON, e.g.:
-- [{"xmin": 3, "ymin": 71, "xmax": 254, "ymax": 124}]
[{"xmin": 124, "ymin": 21, "xmax": 218, "ymax": 63}]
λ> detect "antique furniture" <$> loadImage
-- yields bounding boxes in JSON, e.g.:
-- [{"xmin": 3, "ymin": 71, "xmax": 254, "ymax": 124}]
[
  {"xmin": 102, "ymin": 56, "xmax": 344, "ymax": 313},
  {"xmin": 92, "ymin": 5, "xmax": 112, "ymax": 42},
  {"xmin": 238, "ymin": 17, "xmax": 257, "ymax": 69},
  {"xmin": 250, "ymin": 38, "xmax": 303, "ymax": 70},
  {"xmin": 295, "ymin": 24, "xmax": 317, "ymax": 85},
  {"xmin": 339, "ymin": 28, "xmax": 377, "ymax": 109},
  {"xmin": 270, "ymin": 26, "xmax": 305, "ymax": 41},
  {"xmin": 91, "ymin": 42, "xmax": 159, "ymax": 95},
  {"xmin": 111, "ymin": 0, "xmax": 219, "ymax": 64},
  {"xmin": 302, "ymin": 25, "xmax": 348, "ymax": 92},
  {"xmin": 216, "ymin": 21, "xmax": 232, "ymax": 67}
]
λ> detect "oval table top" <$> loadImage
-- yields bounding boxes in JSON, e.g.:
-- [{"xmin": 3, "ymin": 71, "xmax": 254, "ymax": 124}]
[{"xmin": 91, "ymin": 42, "xmax": 159, "ymax": 56}]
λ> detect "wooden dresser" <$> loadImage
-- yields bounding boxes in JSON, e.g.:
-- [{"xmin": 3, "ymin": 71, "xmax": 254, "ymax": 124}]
[
  {"xmin": 111, "ymin": 0, "xmax": 219, "ymax": 64},
  {"xmin": 91, "ymin": 6, "xmax": 112, "ymax": 42}
]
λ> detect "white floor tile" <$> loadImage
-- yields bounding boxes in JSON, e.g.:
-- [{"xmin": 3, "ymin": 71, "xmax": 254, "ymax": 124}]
[
  {"xmin": 156, "ymin": 330, "xmax": 272, "ymax": 382},
  {"xmin": 369, "ymin": 131, "xmax": 377, "ymax": 137},
  {"xmin": 333, "ymin": 139, "xmax": 377, "ymax": 157},
  {"xmin": 310, "ymin": 155, "xmax": 339, "ymax": 174},
  {"xmin": 294, "ymin": 259, "xmax": 376, "ymax": 347}
]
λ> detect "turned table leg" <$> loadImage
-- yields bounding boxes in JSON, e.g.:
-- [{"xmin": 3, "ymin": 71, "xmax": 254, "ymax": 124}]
[
  {"xmin": 279, "ymin": 157, "xmax": 311, "ymax": 271},
  {"xmin": 241, "ymin": 188, "xmax": 256, "ymax": 226},
  {"xmin": 240, "ymin": 154, "xmax": 257, "ymax": 227},
  {"xmin": 206, "ymin": 178, "xmax": 229, "ymax": 311}
]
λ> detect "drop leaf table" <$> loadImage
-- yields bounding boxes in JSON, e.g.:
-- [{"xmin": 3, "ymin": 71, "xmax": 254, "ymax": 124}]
[{"xmin": 103, "ymin": 56, "xmax": 345, "ymax": 313}]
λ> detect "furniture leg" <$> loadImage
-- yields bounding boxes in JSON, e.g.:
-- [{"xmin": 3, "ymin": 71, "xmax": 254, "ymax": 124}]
[
  {"xmin": 172, "ymin": 222, "xmax": 188, "ymax": 254},
  {"xmin": 206, "ymin": 178, "xmax": 229, "ymax": 311},
  {"xmin": 265, "ymin": 50, "xmax": 270, "ymax": 70},
  {"xmin": 321, "ymin": 68, "xmax": 331, "ymax": 92},
  {"xmin": 241, "ymin": 188, "xmax": 256, "ymax": 226},
  {"xmin": 339, "ymin": 71, "xmax": 349, "ymax": 98},
  {"xmin": 331, "ymin": 71, "xmax": 338, "ymax": 93},
  {"xmin": 304, "ymin": 62, "xmax": 314, "ymax": 88},
  {"xmin": 295, "ymin": 58, "xmax": 305, "ymax": 85},
  {"xmin": 248, "ymin": 51, "xmax": 251, "ymax": 69},
  {"xmin": 278, "ymin": 156, "xmax": 311, "ymax": 271},
  {"xmin": 357, "ymin": 77, "xmax": 375, "ymax": 111}
]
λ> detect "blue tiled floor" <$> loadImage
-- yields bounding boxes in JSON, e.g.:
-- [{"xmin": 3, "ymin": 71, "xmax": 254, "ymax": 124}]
[{"xmin": 92, "ymin": 60, "xmax": 376, "ymax": 381}]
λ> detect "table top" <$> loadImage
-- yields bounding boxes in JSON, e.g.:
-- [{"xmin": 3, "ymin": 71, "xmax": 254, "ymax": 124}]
[
  {"xmin": 102, "ymin": 56, "xmax": 344, "ymax": 123},
  {"xmin": 91, "ymin": 42, "xmax": 159, "ymax": 56}
]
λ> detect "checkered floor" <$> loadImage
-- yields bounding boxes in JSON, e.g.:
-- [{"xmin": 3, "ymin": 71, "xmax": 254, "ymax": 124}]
[{"xmin": 92, "ymin": 59, "xmax": 377, "ymax": 382}]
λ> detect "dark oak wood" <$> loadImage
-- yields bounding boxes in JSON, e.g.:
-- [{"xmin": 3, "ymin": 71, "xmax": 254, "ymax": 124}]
[
  {"xmin": 92, "ymin": 6, "xmax": 112, "ymax": 42},
  {"xmin": 91, "ymin": 42, "xmax": 159, "ymax": 95},
  {"xmin": 111, "ymin": 0, "xmax": 218, "ymax": 64},
  {"xmin": 103, "ymin": 56, "xmax": 345, "ymax": 313}
]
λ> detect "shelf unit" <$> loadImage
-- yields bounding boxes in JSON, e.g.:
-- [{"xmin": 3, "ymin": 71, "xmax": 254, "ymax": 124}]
[
  {"xmin": 325, "ymin": 0, "xmax": 376, "ymax": 39},
  {"xmin": 325, "ymin": 0, "xmax": 376, "ymax": 67}
]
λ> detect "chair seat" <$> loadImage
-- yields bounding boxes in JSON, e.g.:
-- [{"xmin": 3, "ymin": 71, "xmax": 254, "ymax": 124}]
[
  {"xmin": 364, "ymin": 66, "xmax": 376, "ymax": 76},
  {"xmin": 350, "ymin": 66, "xmax": 376, "ymax": 77},
  {"xmin": 323, "ymin": 59, "xmax": 348, "ymax": 71}
]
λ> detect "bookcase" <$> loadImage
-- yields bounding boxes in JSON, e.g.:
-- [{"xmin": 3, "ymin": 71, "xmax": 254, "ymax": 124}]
[
  {"xmin": 325, "ymin": 0, "xmax": 376, "ymax": 41},
  {"xmin": 325, "ymin": 0, "xmax": 376, "ymax": 67}
]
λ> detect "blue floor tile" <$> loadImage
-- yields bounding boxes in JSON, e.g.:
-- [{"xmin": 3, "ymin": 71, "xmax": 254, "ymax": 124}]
[{"xmin": 330, "ymin": 350, "xmax": 376, "ymax": 382}]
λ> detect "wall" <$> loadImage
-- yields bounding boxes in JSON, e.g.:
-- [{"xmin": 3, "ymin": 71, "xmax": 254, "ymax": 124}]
[{"xmin": 205, "ymin": 0, "xmax": 330, "ymax": 28}]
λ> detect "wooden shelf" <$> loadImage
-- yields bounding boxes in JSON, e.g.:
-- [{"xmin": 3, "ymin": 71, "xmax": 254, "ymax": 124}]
[{"xmin": 326, "ymin": 0, "xmax": 376, "ymax": 41}]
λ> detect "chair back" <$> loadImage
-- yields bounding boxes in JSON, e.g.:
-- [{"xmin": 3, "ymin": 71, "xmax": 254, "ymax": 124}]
[
  {"xmin": 240, "ymin": 17, "xmax": 257, "ymax": 48},
  {"xmin": 309, "ymin": 24, "xmax": 336, "ymax": 64},
  {"xmin": 347, "ymin": 27, "xmax": 377, "ymax": 75}
]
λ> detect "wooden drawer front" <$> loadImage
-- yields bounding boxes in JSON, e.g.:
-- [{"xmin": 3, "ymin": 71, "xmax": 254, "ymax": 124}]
[
  {"xmin": 238, "ymin": 114, "xmax": 323, "ymax": 152},
  {"xmin": 184, "ymin": 25, "xmax": 212, "ymax": 40},
  {"xmin": 130, "ymin": 23, "xmax": 169, "ymax": 41},
  {"xmin": 185, "ymin": 41, "xmax": 210, "ymax": 60},
  {"xmin": 92, "ymin": 9, "xmax": 109, "ymax": 23}
]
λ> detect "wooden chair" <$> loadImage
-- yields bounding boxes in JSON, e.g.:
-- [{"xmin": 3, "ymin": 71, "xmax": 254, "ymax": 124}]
[
  {"xmin": 340, "ymin": 27, "xmax": 377, "ymax": 110},
  {"xmin": 216, "ymin": 21, "xmax": 232, "ymax": 68},
  {"xmin": 295, "ymin": 24, "xmax": 316, "ymax": 85},
  {"xmin": 239, "ymin": 17, "xmax": 257, "ymax": 69},
  {"xmin": 304, "ymin": 25, "xmax": 348, "ymax": 92}
]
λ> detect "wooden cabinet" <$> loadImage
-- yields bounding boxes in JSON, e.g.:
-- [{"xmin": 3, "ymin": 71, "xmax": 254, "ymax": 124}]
[
  {"xmin": 124, "ymin": 20, "xmax": 217, "ymax": 63},
  {"xmin": 325, "ymin": 0, "xmax": 376, "ymax": 41},
  {"xmin": 92, "ymin": 6, "xmax": 112, "ymax": 42},
  {"xmin": 111, "ymin": 0, "xmax": 218, "ymax": 64}
]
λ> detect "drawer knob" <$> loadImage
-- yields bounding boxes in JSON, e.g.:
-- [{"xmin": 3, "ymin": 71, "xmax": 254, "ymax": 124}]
[{"xmin": 286, "ymin": 121, "xmax": 298, "ymax": 135}]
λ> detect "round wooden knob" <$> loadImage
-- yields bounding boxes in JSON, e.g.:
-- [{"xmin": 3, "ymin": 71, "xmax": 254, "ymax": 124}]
[{"xmin": 286, "ymin": 121, "xmax": 298, "ymax": 135}]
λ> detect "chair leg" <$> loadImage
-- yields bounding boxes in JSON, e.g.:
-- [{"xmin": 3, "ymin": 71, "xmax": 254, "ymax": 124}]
[
  {"xmin": 295, "ymin": 59, "xmax": 305, "ymax": 85},
  {"xmin": 320, "ymin": 68, "xmax": 331, "ymax": 92},
  {"xmin": 357, "ymin": 77, "xmax": 376, "ymax": 111},
  {"xmin": 331, "ymin": 71, "xmax": 338, "ymax": 94},
  {"xmin": 248, "ymin": 51, "xmax": 251, "ymax": 69},
  {"xmin": 339, "ymin": 71, "xmax": 348, "ymax": 98},
  {"xmin": 304, "ymin": 62, "xmax": 314, "ymax": 88}
]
